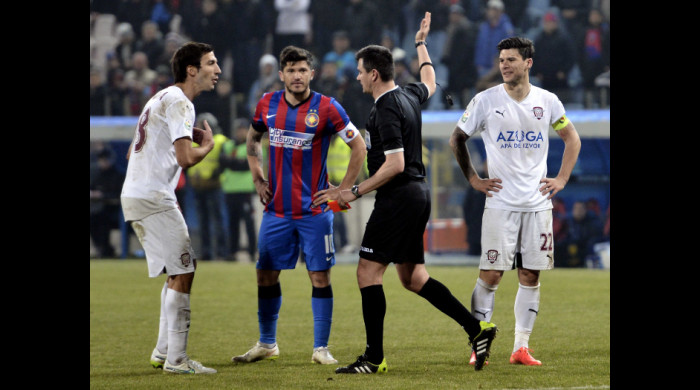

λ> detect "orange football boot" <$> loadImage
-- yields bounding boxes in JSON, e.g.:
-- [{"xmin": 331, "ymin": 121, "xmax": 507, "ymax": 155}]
[{"xmin": 509, "ymin": 347, "xmax": 542, "ymax": 366}]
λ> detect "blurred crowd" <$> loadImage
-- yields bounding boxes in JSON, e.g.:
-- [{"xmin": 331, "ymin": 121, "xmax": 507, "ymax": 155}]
[{"xmin": 90, "ymin": 0, "xmax": 610, "ymax": 127}]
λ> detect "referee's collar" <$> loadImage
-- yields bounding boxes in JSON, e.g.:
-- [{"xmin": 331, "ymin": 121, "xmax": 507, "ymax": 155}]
[{"xmin": 375, "ymin": 86, "xmax": 399, "ymax": 103}]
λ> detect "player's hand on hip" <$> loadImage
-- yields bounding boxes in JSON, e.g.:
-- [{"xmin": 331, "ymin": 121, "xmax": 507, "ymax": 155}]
[
  {"xmin": 312, "ymin": 185, "xmax": 348, "ymax": 211},
  {"xmin": 255, "ymin": 179, "xmax": 272, "ymax": 205},
  {"xmin": 539, "ymin": 177, "xmax": 564, "ymax": 199},
  {"xmin": 470, "ymin": 177, "xmax": 502, "ymax": 197}
]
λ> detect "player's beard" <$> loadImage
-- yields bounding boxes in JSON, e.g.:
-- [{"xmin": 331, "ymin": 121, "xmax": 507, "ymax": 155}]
[{"xmin": 285, "ymin": 82, "xmax": 310, "ymax": 100}]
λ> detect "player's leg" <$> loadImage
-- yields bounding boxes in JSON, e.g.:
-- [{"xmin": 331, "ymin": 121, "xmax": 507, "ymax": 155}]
[
  {"xmin": 509, "ymin": 210, "xmax": 552, "ymax": 366},
  {"xmin": 233, "ymin": 213, "xmax": 298, "ymax": 363},
  {"xmin": 299, "ymin": 211, "xmax": 337, "ymax": 364},
  {"xmin": 150, "ymin": 280, "xmax": 169, "ymax": 368},
  {"xmin": 335, "ymin": 257, "xmax": 389, "ymax": 374}
]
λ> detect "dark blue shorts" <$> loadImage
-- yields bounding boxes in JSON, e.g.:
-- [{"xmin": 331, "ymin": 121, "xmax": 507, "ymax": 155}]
[{"xmin": 257, "ymin": 211, "xmax": 336, "ymax": 271}]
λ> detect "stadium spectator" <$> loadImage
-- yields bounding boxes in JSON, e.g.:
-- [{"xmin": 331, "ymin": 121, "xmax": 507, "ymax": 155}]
[
  {"xmin": 341, "ymin": 0, "xmax": 383, "ymax": 51},
  {"xmin": 310, "ymin": 0, "xmax": 348, "ymax": 57},
  {"xmin": 475, "ymin": 56, "xmax": 502, "ymax": 93},
  {"xmin": 247, "ymin": 54, "xmax": 280, "ymax": 116},
  {"xmin": 272, "ymin": 0, "xmax": 312, "ymax": 57},
  {"xmin": 149, "ymin": 0, "xmax": 173, "ymax": 35},
  {"xmin": 188, "ymin": 0, "xmax": 230, "ymax": 61},
  {"xmin": 194, "ymin": 77, "xmax": 234, "ymax": 135},
  {"xmin": 124, "ymin": 51, "xmax": 158, "ymax": 115},
  {"xmin": 219, "ymin": 118, "xmax": 259, "ymax": 262},
  {"xmin": 121, "ymin": 41, "xmax": 220, "ymax": 374},
  {"xmin": 334, "ymin": 13, "xmax": 496, "ymax": 374},
  {"xmin": 575, "ymin": 7, "xmax": 610, "ymax": 108},
  {"xmin": 441, "ymin": 3, "xmax": 478, "ymax": 109},
  {"xmin": 136, "ymin": 20, "xmax": 166, "ymax": 69},
  {"xmin": 105, "ymin": 63, "xmax": 129, "ymax": 116},
  {"xmin": 312, "ymin": 61, "xmax": 342, "ymax": 99},
  {"xmin": 156, "ymin": 32, "xmax": 185, "ymax": 70},
  {"xmin": 113, "ymin": 22, "xmax": 137, "ymax": 71},
  {"xmin": 532, "ymin": 11, "xmax": 576, "ymax": 103},
  {"xmin": 474, "ymin": 0, "xmax": 515, "ymax": 78},
  {"xmin": 450, "ymin": 37, "xmax": 581, "ymax": 366},
  {"xmin": 90, "ymin": 65, "xmax": 109, "ymax": 116},
  {"xmin": 560, "ymin": 200, "xmax": 603, "ymax": 267},
  {"xmin": 149, "ymin": 64, "xmax": 174, "ymax": 97},
  {"xmin": 322, "ymin": 30, "xmax": 357, "ymax": 84},
  {"xmin": 117, "ymin": 0, "xmax": 151, "ymax": 41},
  {"xmin": 90, "ymin": 146, "xmax": 124, "ymax": 258},
  {"xmin": 187, "ymin": 112, "xmax": 229, "ymax": 261},
  {"xmin": 551, "ymin": 0, "xmax": 589, "ymax": 38},
  {"xmin": 222, "ymin": 0, "xmax": 271, "ymax": 96},
  {"xmin": 232, "ymin": 45, "xmax": 366, "ymax": 367}
]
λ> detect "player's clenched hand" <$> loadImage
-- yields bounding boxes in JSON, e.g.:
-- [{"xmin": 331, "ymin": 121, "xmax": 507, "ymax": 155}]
[
  {"xmin": 254, "ymin": 179, "xmax": 272, "ymax": 205},
  {"xmin": 470, "ymin": 176, "xmax": 502, "ymax": 197},
  {"xmin": 193, "ymin": 120, "xmax": 214, "ymax": 147}
]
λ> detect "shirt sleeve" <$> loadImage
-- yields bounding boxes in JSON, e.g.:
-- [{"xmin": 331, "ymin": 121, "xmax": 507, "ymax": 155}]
[
  {"xmin": 327, "ymin": 98, "xmax": 360, "ymax": 143},
  {"xmin": 165, "ymin": 97, "xmax": 194, "ymax": 143},
  {"xmin": 455, "ymin": 94, "xmax": 484, "ymax": 137}
]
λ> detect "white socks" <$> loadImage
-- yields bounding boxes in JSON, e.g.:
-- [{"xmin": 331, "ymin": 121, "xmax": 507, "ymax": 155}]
[
  {"xmin": 165, "ymin": 288, "xmax": 191, "ymax": 365},
  {"xmin": 513, "ymin": 283, "xmax": 540, "ymax": 352},
  {"xmin": 471, "ymin": 278, "xmax": 498, "ymax": 322},
  {"xmin": 155, "ymin": 282, "xmax": 169, "ymax": 354}
]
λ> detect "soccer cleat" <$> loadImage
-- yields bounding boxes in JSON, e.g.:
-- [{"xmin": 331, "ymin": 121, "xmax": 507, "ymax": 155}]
[
  {"xmin": 163, "ymin": 359, "xmax": 217, "ymax": 374},
  {"xmin": 232, "ymin": 341, "xmax": 280, "ymax": 363},
  {"xmin": 510, "ymin": 347, "xmax": 542, "ymax": 366},
  {"xmin": 335, "ymin": 354, "xmax": 388, "ymax": 374},
  {"xmin": 469, "ymin": 321, "xmax": 497, "ymax": 371},
  {"xmin": 150, "ymin": 348, "xmax": 166, "ymax": 369},
  {"xmin": 468, "ymin": 349, "xmax": 488, "ymax": 366},
  {"xmin": 311, "ymin": 346, "xmax": 338, "ymax": 364}
]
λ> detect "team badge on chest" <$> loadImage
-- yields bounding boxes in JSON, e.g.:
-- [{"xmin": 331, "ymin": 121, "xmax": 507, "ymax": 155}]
[
  {"xmin": 532, "ymin": 107, "xmax": 544, "ymax": 120},
  {"xmin": 305, "ymin": 109, "xmax": 319, "ymax": 127}
]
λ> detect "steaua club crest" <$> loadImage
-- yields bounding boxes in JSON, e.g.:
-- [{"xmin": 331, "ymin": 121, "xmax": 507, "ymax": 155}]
[
  {"xmin": 345, "ymin": 129, "xmax": 355, "ymax": 138},
  {"xmin": 532, "ymin": 107, "xmax": 544, "ymax": 120},
  {"xmin": 305, "ymin": 111, "xmax": 319, "ymax": 127},
  {"xmin": 486, "ymin": 250, "xmax": 499, "ymax": 264},
  {"xmin": 180, "ymin": 253, "xmax": 191, "ymax": 267}
]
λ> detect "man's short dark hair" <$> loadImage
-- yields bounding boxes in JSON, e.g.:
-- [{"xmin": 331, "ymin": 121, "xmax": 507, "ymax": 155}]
[
  {"xmin": 171, "ymin": 42, "xmax": 214, "ymax": 83},
  {"xmin": 355, "ymin": 45, "xmax": 394, "ymax": 82},
  {"xmin": 497, "ymin": 37, "xmax": 535, "ymax": 60},
  {"xmin": 279, "ymin": 46, "xmax": 315, "ymax": 70}
]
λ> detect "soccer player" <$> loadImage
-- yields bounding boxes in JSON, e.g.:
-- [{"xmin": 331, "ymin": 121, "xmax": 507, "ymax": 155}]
[
  {"xmin": 120, "ymin": 42, "xmax": 221, "ymax": 374},
  {"xmin": 449, "ymin": 36, "xmax": 581, "ymax": 366},
  {"xmin": 232, "ymin": 46, "xmax": 366, "ymax": 365},
  {"xmin": 325, "ymin": 12, "xmax": 497, "ymax": 374}
]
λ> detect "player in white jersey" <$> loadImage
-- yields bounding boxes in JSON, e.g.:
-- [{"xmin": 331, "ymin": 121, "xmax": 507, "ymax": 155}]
[
  {"xmin": 449, "ymin": 37, "xmax": 581, "ymax": 366},
  {"xmin": 120, "ymin": 41, "xmax": 221, "ymax": 375}
]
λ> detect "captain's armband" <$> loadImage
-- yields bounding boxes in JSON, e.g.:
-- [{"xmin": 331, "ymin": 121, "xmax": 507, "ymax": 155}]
[{"xmin": 552, "ymin": 115, "xmax": 570, "ymax": 131}]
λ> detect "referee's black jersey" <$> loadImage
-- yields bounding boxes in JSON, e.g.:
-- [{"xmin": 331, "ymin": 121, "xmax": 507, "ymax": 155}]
[{"xmin": 364, "ymin": 82, "xmax": 430, "ymax": 188}]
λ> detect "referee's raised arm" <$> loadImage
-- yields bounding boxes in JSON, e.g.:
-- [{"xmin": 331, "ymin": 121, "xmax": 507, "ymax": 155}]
[{"xmin": 414, "ymin": 11, "xmax": 436, "ymax": 98}]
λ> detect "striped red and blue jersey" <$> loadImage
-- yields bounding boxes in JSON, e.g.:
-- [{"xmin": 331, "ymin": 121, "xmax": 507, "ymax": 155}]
[{"xmin": 252, "ymin": 90, "xmax": 359, "ymax": 219}]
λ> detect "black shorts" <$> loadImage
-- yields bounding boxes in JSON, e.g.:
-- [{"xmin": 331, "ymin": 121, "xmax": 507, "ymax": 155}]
[{"xmin": 359, "ymin": 180, "xmax": 430, "ymax": 264}]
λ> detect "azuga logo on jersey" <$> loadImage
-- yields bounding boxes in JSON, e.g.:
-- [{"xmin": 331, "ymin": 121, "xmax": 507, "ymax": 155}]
[
  {"xmin": 532, "ymin": 106, "xmax": 544, "ymax": 120},
  {"xmin": 497, "ymin": 130, "xmax": 544, "ymax": 149}
]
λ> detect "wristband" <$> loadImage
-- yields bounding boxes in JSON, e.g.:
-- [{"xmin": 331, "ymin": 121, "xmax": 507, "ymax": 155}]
[{"xmin": 415, "ymin": 41, "xmax": 427, "ymax": 48}]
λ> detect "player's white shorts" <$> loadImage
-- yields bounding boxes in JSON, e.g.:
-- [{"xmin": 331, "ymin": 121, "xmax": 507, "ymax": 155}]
[
  {"xmin": 130, "ymin": 208, "xmax": 197, "ymax": 278},
  {"xmin": 479, "ymin": 208, "xmax": 555, "ymax": 271}
]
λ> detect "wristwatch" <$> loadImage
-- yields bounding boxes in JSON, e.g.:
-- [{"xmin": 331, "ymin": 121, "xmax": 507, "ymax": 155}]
[{"xmin": 351, "ymin": 185, "xmax": 362, "ymax": 198}]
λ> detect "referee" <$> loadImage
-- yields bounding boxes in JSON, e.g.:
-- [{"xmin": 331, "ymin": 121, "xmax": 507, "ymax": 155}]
[{"xmin": 323, "ymin": 12, "xmax": 497, "ymax": 374}]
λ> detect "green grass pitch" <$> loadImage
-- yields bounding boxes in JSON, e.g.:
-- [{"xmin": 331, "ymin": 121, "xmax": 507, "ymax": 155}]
[{"xmin": 90, "ymin": 259, "xmax": 610, "ymax": 389}]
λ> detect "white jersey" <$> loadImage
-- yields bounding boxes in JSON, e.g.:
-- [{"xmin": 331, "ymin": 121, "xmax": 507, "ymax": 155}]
[
  {"xmin": 121, "ymin": 86, "xmax": 195, "ymax": 220},
  {"xmin": 456, "ymin": 83, "xmax": 565, "ymax": 212}
]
